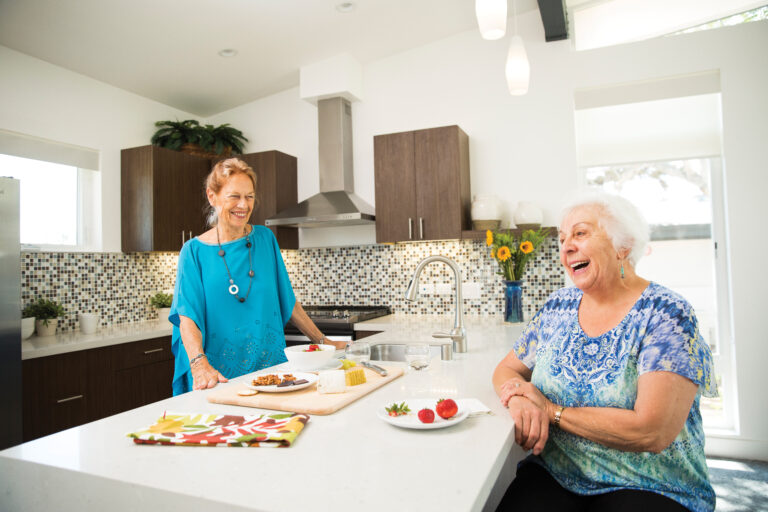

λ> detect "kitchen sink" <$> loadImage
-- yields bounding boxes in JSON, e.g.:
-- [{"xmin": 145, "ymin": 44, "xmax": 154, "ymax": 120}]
[{"xmin": 370, "ymin": 343, "xmax": 449, "ymax": 361}]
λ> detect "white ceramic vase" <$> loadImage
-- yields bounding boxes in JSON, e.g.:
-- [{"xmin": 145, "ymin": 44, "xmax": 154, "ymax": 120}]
[
  {"xmin": 35, "ymin": 318, "xmax": 58, "ymax": 337},
  {"xmin": 514, "ymin": 201, "xmax": 543, "ymax": 227},
  {"xmin": 471, "ymin": 194, "xmax": 500, "ymax": 221},
  {"xmin": 22, "ymin": 317, "xmax": 35, "ymax": 339}
]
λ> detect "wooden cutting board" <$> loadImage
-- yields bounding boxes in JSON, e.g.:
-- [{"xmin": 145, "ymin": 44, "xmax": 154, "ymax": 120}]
[{"xmin": 206, "ymin": 365, "xmax": 404, "ymax": 415}]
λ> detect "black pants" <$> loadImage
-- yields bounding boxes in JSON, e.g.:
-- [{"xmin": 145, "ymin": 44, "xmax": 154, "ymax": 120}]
[{"xmin": 497, "ymin": 460, "xmax": 690, "ymax": 512}]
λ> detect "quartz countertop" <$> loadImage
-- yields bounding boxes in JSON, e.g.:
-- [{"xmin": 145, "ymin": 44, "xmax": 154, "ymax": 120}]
[
  {"xmin": 1, "ymin": 317, "xmax": 526, "ymax": 512},
  {"xmin": 21, "ymin": 319, "xmax": 173, "ymax": 360}
]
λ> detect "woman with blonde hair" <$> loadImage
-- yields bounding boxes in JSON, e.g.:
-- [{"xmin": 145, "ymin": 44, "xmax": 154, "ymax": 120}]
[{"xmin": 169, "ymin": 158, "xmax": 345, "ymax": 394}]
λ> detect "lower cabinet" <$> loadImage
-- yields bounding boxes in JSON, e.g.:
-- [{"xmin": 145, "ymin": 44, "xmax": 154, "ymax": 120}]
[{"xmin": 22, "ymin": 336, "xmax": 174, "ymax": 442}]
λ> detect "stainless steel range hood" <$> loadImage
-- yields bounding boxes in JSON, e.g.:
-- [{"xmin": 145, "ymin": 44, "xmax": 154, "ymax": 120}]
[{"xmin": 265, "ymin": 97, "xmax": 375, "ymax": 228}]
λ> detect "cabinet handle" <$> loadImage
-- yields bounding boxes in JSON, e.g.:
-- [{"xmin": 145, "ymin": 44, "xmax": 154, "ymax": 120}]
[
  {"xmin": 188, "ymin": 231, "xmax": 192, "ymax": 241},
  {"xmin": 57, "ymin": 394, "xmax": 84, "ymax": 404},
  {"xmin": 144, "ymin": 348, "xmax": 164, "ymax": 355},
  {"xmin": 181, "ymin": 231, "xmax": 185, "ymax": 246},
  {"xmin": 419, "ymin": 217, "xmax": 424, "ymax": 239},
  {"xmin": 408, "ymin": 218, "xmax": 413, "ymax": 240}
]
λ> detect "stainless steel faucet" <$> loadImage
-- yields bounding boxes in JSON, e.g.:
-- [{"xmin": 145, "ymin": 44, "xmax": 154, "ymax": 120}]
[{"xmin": 404, "ymin": 255, "xmax": 467, "ymax": 356}]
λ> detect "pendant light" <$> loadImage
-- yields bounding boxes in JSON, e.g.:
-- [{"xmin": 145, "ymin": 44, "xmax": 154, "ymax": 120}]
[
  {"xmin": 475, "ymin": 0, "xmax": 507, "ymax": 40},
  {"xmin": 505, "ymin": 0, "xmax": 530, "ymax": 95}
]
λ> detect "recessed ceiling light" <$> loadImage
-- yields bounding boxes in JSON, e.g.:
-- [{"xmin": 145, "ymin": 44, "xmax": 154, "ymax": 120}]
[
  {"xmin": 218, "ymin": 49, "xmax": 238, "ymax": 58},
  {"xmin": 335, "ymin": 2, "xmax": 355, "ymax": 13}
]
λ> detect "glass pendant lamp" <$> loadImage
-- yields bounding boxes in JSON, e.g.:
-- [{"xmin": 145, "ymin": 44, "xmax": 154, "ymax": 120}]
[
  {"xmin": 475, "ymin": 0, "xmax": 507, "ymax": 40},
  {"xmin": 505, "ymin": 0, "xmax": 529, "ymax": 95}
]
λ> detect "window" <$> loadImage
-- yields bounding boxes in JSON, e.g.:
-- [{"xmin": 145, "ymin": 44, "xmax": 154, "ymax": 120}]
[
  {"xmin": 574, "ymin": 76, "xmax": 737, "ymax": 431},
  {"xmin": 0, "ymin": 130, "xmax": 100, "ymax": 251}
]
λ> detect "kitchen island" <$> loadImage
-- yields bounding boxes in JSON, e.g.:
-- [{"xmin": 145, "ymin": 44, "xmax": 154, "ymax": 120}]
[{"xmin": 1, "ymin": 317, "xmax": 526, "ymax": 512}]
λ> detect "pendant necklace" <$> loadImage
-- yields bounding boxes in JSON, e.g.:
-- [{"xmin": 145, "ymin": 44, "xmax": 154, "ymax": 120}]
[{"xmin": 216, "ymin": 225, "xmax": 254, "ymax": 303}]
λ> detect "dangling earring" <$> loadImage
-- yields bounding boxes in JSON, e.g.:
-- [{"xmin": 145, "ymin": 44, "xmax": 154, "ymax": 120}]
[{"xmin": 620, "ymin": 262, "xmax": 625, "ymax": 279}]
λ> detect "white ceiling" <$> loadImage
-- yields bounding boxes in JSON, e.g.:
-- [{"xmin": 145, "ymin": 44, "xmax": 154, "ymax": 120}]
[{"xmin": 0, "ymin": 0, "xmax": 540, "ymax": 116}]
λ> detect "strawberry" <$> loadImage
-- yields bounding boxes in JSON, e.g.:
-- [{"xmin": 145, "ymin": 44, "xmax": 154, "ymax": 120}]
[
  {"xmin": 385, "ymin": 401, "xmax": 411, "ymax": 417},
  {"xmin": 305, "ymin": 344, "xmax": 320, "ymax": 352},
  {"xmin": 418, "ymin": 408, "xmax": 435, "ymax": 423},
  {"xmin": 435, "ymin": 398, "xmax": 458, "ymax": 419}
]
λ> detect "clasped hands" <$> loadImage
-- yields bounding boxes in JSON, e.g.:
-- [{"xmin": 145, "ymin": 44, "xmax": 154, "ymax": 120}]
[{"xmin": 499, "ymin": 378, "xmax": 555, "ymax": 455}]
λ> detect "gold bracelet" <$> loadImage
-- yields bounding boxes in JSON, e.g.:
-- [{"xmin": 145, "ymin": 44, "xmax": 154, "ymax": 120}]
[{"xmin": 554, "ymin": 405, "xmax": 565, "ymax": 428}]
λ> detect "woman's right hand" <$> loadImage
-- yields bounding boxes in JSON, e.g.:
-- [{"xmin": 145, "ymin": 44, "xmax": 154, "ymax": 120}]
[
  {"xmin": 507, "ymin": 395, "xmax": 549, "ymax": 455},
  {"xmin": 190, "ymin": 359, "xmax": 228, "ymax": 390}
]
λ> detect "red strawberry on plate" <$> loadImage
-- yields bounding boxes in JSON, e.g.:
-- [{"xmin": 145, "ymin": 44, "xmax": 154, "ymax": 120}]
[
  {"xmin": 418, "ymin": 408, "xmax": 435, "ymax": 424},
  {"xmin": 435, "ymin": 398, "xmax": 458, "ymax": 419}
]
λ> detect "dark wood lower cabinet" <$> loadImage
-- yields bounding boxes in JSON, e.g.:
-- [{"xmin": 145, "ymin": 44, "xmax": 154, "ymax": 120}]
[{"xmin": 22, "ymin": 336, "xmax": 174, "ymax": 442}]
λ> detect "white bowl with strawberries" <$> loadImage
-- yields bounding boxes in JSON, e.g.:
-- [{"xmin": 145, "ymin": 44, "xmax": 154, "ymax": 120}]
[{"xmin": 284, "ymin": 343, "xmax": 336, "ymax": 371}]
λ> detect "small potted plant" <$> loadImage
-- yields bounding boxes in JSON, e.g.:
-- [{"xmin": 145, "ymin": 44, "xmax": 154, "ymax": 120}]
[
  {"xmin": 150, "ymin": 292, "xmax": 173, "ymax": 323},
  {"xmin": 150, "ymin": 119, "xmax": 248, "ymax": 158},
  {"xmin": 23, "ymin": 299, "xmax": 66, "ymax": 337},
  {"xmin": 21, "ymin": 308, "xmax": 35, "ymax": 340}
]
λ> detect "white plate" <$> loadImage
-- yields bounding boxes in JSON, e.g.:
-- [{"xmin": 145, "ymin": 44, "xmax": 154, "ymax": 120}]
[
  {"xmin": 287, "ymin": 359, "xmax": 343, "ymax": 372},
  {"xmin": 245, "ymin": 372, "xmax": 318, "ymax": 393},
  {"xmin": 376, "ymin": 399, "xmax": 470, "ymax": 430}
]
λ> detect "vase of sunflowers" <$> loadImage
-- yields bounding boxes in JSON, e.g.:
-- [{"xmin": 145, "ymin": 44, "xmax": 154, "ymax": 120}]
[{"xmin": 486, "ymin": 228, "xmax": 548, "ymax": 323}]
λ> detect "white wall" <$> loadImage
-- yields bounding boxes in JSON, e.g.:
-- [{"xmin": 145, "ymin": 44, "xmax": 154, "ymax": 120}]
[
  {"xmin": 0, "ymin": 45, "xmax": 197, "ymax": 252},
  {"xmin": 208, "ymin": 16, "xmax": 768, "ymax": 458}
]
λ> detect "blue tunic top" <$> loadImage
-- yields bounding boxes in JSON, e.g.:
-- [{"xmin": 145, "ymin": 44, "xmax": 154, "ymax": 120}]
[
  {"xmin": 169, "ymin": 225, "xmax": 296, "ymax": 395},
  {"xmin": 514, "ymin": 282, "xmax": 717, "ymax": 512}
]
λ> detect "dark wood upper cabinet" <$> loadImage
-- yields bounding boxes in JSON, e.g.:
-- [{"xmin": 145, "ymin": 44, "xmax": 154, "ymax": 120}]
[
  {"xmin": 374, "ymin": 125, "xmax": 470, "ymax": 243},
  {"xmin": 121, "ymin": 145, "xmax": 210, "ymax": 252},
  {"xmin": 220, "ymin": 151, "xmax": 298, "ymax": 250},
  {"xmin": 123, "ymin": 147, "xmax": 299, "ymax": 251}
]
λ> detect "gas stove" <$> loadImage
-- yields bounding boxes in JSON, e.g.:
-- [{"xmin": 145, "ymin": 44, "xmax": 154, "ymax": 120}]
[
  {"xmin": 284, "ymin": 305, "xmax": 391, "ymax": 345},
  {"xmin": 302, "ymin": 305, "xmax": 392, "ymax": 325}
]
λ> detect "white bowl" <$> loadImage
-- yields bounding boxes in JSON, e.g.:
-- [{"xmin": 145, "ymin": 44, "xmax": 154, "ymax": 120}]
[{"xmin": 284, "ymin": 344, "xmax": 336, "ymax": 371}]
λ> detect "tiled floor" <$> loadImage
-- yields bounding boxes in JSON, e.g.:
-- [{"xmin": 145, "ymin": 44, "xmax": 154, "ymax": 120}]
[{"xmin": 708, "ymin": 457, "xmax": 768, "ymax": 511}]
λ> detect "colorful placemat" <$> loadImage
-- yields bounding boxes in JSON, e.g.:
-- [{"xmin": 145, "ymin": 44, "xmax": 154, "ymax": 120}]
[{"xmin": 126, "ymin": 411, "xmax": 309, "ymax": 447}]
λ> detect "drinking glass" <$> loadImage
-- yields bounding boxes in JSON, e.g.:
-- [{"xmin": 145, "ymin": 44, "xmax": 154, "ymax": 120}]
[
  {"xmin": 404, "ymin": 343, "xmax": 431, "ymax": 371},
  {"xmin": 345, "ymin": 341, "xmax": 371, "ymax": 363}
]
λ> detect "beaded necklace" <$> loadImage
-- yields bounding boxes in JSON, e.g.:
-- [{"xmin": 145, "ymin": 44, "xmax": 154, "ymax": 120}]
[{"xmin": 216, "ymin": 225, "xmax": 254, "ymax": 303}]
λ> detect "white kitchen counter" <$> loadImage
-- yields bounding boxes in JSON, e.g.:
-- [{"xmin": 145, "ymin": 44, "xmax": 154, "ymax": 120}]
[
  {"xmin": 2, "ymin": 317, "xmax": 526, "ymax": 512},
  {"xmin": 21, "ymin": 319, "xmax": 173, "ymax": 360}
]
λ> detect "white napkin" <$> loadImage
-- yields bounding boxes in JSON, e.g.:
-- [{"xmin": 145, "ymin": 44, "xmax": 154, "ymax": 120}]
[{"xmin": 457, "ymin": 398, "xmax": 493, "ymax": 417}]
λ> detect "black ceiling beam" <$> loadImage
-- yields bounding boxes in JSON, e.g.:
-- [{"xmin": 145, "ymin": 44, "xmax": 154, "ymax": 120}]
[{"xmin": 537, "ymin": 0, "xmax": 569, "ymax": 42}]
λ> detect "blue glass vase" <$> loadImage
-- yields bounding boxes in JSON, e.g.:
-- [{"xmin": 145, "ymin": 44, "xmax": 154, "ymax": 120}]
[{"xmin": 503, "ymin": 280, "xmax": 524, "ymax": 323}]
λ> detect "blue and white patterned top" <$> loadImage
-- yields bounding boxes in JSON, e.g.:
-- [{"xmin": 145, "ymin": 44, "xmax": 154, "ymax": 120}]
[
  {"xmin": 514, "ymin": 282, "xmax": 717, "ymax": 511},
  {"xmin": 169, "ymin": 225, "xmax": 296, "ymax": 396}
]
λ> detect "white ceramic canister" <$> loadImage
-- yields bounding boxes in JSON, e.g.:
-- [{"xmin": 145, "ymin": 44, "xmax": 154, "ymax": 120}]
[
  {"xmin": 471, "ymin": 194, "xmax": 500, "ymax": 221},
  {"xmin": 513, "ymin": 201, "xmax": 543, "ymax": 226}
]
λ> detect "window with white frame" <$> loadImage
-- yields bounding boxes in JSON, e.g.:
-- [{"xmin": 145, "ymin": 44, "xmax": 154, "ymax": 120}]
[
  {"xmin": 574, "ymin": 73, "xmax": 736, "ymax": 431},
  {"xmin": 0, "ymin": 130, "xmax": 100, "ymax": 251}
]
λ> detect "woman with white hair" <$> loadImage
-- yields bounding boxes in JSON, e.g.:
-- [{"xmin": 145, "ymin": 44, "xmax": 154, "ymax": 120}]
[{"xmin": 493, "ymin": 190, "xmax": 717, "ymax": 511}]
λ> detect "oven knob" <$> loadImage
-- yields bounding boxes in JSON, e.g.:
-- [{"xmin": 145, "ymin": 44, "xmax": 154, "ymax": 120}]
[
  {"xmin": 332, "ymin": 309, "xmax": 340, "ymax": 318},
  {"xmin": 342, "ymin": 309, "xmax": 350, "ymax": 318}
]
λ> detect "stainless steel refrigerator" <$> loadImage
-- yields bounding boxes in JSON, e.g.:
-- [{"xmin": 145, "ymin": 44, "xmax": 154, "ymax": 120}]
[{"xmin": 0, "ymin": 177, "xmax": 22, "ymax": 449}]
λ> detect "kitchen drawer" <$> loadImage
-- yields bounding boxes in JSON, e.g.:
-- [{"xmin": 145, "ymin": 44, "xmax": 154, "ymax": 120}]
[{"xmin": 113, "ymin": 336, "xmax": 172, "ymax": 370}]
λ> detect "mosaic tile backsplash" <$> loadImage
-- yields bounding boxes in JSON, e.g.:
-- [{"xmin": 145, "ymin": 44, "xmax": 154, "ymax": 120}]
[{"xmin": 21, "ymin": 238, "xmax": 565, "ymax": 333}]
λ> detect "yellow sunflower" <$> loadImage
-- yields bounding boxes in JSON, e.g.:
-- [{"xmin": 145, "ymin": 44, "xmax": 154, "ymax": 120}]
[
  {"xmin": 486, "ymin": 230, "xmax": 493, "ymax": 246},
  {"xmin": 520, "ymin": 241, "xmax": 533, "ymax": 254},
  {"xmin": 497, "ymin": 246, "xmax": 511, "ymax": 261}
]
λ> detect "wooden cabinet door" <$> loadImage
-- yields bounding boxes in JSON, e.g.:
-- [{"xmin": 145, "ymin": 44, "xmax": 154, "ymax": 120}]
[
  {"xmin": 112, "ymin": 336, "xmax": 173, "ymax": 414},
  {"xmin": 374, "ymin": 131, "xmax": 417, "ymax": 243},
  {"xmin": 230, "ymin": 151, "xmax": 299, "ymax": 249},
  {"xmin": 414, "ymin": 126, "xmax": 470, "ymax": 241},
  {"xmin": 153, "ymin": 148, "xmax": 210, "ymax": 251}
]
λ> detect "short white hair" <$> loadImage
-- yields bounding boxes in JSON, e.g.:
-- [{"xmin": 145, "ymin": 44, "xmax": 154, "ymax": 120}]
[{"xmin": 559, "ymin": 189, "xmax": 649, "ymax": 266}]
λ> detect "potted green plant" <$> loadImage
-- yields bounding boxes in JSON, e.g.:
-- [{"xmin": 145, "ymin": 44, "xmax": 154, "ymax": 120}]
[
  {"xmin": 150, "ymin": 292, "xmax": 173, "ymax": 323},
  {"xmin": 150, "ymin": 119, "xmax": 248, "ymax": 158},
  {"xmin": 23, "ymin": 299, "xmax": 66, "ymax": 337}
]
